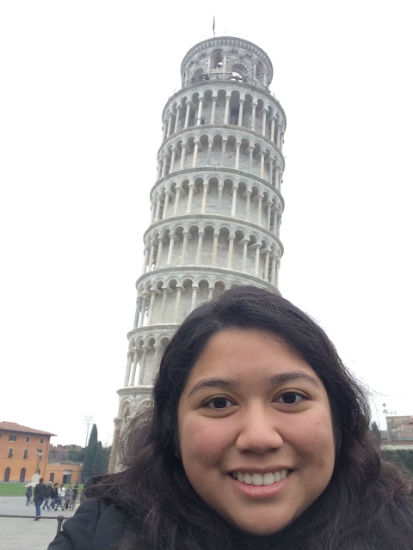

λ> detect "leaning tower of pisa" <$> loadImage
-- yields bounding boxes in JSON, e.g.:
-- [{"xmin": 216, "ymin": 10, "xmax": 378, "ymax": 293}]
[{"xmin": 109, "ymin": 36, "xmax": 286, "ymax": 471}]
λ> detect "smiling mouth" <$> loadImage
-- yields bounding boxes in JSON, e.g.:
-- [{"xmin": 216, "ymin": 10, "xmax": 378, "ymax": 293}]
[{"xmin": 231, "ymin": 469, "xmax": 291, "ymax": 486}]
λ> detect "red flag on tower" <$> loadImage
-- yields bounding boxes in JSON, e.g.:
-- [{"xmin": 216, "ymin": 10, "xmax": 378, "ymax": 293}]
[{"xmin": 213, "ymin": 16, "xmax": 215, "ymax": 36}]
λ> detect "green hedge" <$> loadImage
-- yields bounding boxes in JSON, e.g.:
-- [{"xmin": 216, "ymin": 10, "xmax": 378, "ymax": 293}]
[
  {"xmin": 381, "ymin": 449, "xmax": 413, "ymax": 476},
  {"xmin": 0, "ymin": 482, "xmax": 84, "ymax": 497}
]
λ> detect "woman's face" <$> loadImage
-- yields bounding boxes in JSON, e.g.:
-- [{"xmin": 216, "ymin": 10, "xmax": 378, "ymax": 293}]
[{"xmin": 177, "ymin": 328, "xmax": 335, "ymax": 535}]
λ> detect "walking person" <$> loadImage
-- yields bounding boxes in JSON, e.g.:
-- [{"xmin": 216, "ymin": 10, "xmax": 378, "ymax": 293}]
[
  {"xmin": 33, "ymin": 478, "xmax": 48, "ymax": 520},
  {"xmin": 65, "ymin": 485, "xmax": 73, "ymax": 510},
  {"xmin": 25, "ymin": 485, "xmax": 32, "ymax": 506},
  {"xmin": 42, "ymin": 482, "xmax": 53, "ymax": 511},
  {"xmin": 72, "ymin": 484, "xmax": 78, "ymax": 508},
  {"xmin": 56, "ymin": 485, "xmax": 65, "ymax": 511},
  {"xmin": 50, "ymin": 483, "xmax": 58, "ymax": 510}
]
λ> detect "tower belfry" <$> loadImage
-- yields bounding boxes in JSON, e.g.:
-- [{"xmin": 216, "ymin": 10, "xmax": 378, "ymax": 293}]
[{"xmin": 109, "ymin": 36, "xmax": 286, "ymax": 471}]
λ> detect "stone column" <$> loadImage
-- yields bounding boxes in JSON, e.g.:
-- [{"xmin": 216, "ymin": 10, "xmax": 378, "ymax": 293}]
[
  {"xmin": 169, "ymin": 148, "xmax": 176, "ymax": 173},
  {"xmin": 251, "ymin": 102, "xmax": 257, "ymax": 131},
  {"xmin": 245, "ymin": 187, "xmax": 252, "ymax": 220},
  {"xmin": 264, "ymin": 249, "xmax": 271, "ymax": 281},
  {"xmin": 138, "ymin": 295, "xmax": 147, "ymax": 328},
  {"xmin": 253, "ymin": 242, "xmax": 261, "ymax": 276},
  {"xmin": 174, "ymin": 105, "xmax": 181, "ymax": 133},
  {"xmin": 147, "ymin": 289, "xmax": 156, "ymax": 324},
  {"xmin": 142, "ymin": 246, "xmax": 149, "ymax": 273},
  {"xmin": 224, "ymin": 95, "xmax": 230, "ymax": 124},
  {"xmin": 167, "ymin": 235, "xmax": 175, "ymax": 265},
  {"xmin": 257, "ymin": 193, "xmax": 263, "ymax": 225},
  {"xmin": 153, "ymin": 344, "xmax": 162, "ymax": 371},
  {"xmin": 133, "ymin": 297, "xmax": 140, "ymax": 328},
  {"xmin": 180, "ymin": 143, "xmax": 187, "ymax": 169},
  {"xmin": 163, "ymin": 191, "xmax": 170, "ymax": 219},
  {"xmin": 191, "ymin": 286, "xmax": 198, "ymax": 309},
  {"xmin": 220, "ymin": 138, "xmax": 227, "ymax": 166},
  {"xmin": 156, "ymin": 237, "xmax": 164, "ymax": 267},
  {"xmin": 238, "ymin": 98, "xmax": 244, "ymax": 126},
  {"xmin": 271, "ymin": 254, "xmax": 277, "ymax": 285},
  {"xmin": 181, "ymin": 231, "xmax": 189, "ymax": 263},
  {"xmin": 211, "ymin": 230, "xmax": 219, "ymax": 265},
  {"xmin": 147, "ymin": 240, "xmax": 155, "ymax": 272},
  {"xmin": 242, "ymin": 238, "xmax": 249, "ymax": 271},
  {"xmin": 206, "ymin": 139, "xmax": 213, "ymax": 164},
  {"xmin": 196, "ymin": 231, "xmax": 204, "ymax": 264},
  {"xmin": 174, "ymin": 286, "xmax": 182, "ymax": 323},
  {"xmin": 271, "ymin": 117, "xmax": 276, "ymax": 142},
  {"xmin": 166, "ymin": 113, "xmax": 173, "ymax": 137},
  {"xmin": 196, "ymin": 98, "xmax": 204, "ymax": 125},
  {"xmin": 231, "ymin": 183, "xmax": 238, "ymax": 216},
  {"xmin": 130, "ymin": 350, "xmax": 139, "ymax": 386},
  {"xmin": 137, "ymin": 347, "xmax": 148, "ymax": 385},
  {"xmin": 227, "ymin": 232, "xmax": 235, "ymax": 268},
  {"xmin": 262, "ymin": 107, "xmax": 267, "ymax": 137},
  {"xmin": 275, "ymin": 163, "xmax": 281, "ymax": 191},
  {"xmin": 201, "ymin": 180, "xmax": 208, "ymax": 213},
  {"xmin": 184, "ymin": 102, "xmax": 191, "ymax": 128},
  {"xmin": 248, "ymin": 146, "xmax": 254, "ymax": 172},
  {"xmin": 269, "ymin": 158, "xmax": 273, "ymax": 186},
  {"xmin": 154, "ymin": 197, "xmax": 161, "ymax": 222},
  {"xmin": 173, "ymin": 185, "xmax": 181, "ymax": 215},
  {"xmin": 123, "ymin": 353, "xmax": 133, "ymax": 387},
  {"xmin": 186, "ymin": 181, "xmax": 194, "ymax": 212},
  {"xmin": 161, "ymin": 155, "xmax": 167, "ymax": 178},
  {"xmin": 260, "ymin": 151, "xmax": 265, "ymax": 179},
  {"xmin": 210, "ymin": 96, "xmax": 217, "ymax": 124},
  {"xmin": 160, "ymin": 287, "xmax": 168, "ymax": 320},
  {"xmin": 217, "ymin": 181, "xmax": 224, "ymax": 209},
  {"xmin": 235, "ymin": 140, "xmax": 241, "ymax": 170},
  {"xmin": 192, "ymin": 140, "xmax": 199, "ymax": 168},
  {"xmin": 266, "ymin": 201, "xmax": 272, "ymax": 230}
]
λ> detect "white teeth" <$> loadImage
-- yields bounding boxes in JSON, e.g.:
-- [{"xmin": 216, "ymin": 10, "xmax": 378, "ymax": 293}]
[
  {"xmin": 233, "ymin": 469, "xmax": 289, "ymax": 486},
  {"xmin": 263, "ymin": 472, "xmax": 274, "ymax": 485}
]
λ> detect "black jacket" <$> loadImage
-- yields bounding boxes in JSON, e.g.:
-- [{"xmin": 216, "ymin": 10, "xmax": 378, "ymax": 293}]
[
  {"xmin": 48, "ymin": 498, "xmax": 133, "ymax": 550},
  {"xmin": 34, "ymin": 482, "xmax": 48, "ymax": 501}
]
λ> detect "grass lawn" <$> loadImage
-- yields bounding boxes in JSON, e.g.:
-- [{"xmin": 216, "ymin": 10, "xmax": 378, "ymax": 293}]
[
  {"xmin": 0, "ymin": 483, "xmax": 84, "ymax": 496},
  {"xmin": 0, "ymin": 483, "xmax": 26, "ymax": 496}
]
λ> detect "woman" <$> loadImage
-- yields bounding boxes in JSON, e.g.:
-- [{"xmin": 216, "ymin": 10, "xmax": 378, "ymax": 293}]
[{"xmin": 48, "ymin": 286, "xmax": 413, "ymax": 549}]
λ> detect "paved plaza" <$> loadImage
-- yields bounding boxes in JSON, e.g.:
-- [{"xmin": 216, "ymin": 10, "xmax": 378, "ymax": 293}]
[{"xmin": 0, "ymin": 496, "xmax": 75, "ymax": 550}]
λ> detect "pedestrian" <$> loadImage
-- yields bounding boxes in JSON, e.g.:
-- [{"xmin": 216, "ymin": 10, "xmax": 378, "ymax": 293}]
[
  {"xmin": 72, "ymin": 484, "xmax": 78, "ymax": 508},
  {"xmin": 25, "ymin": 485, "xmax": 32, "ymax": 506},
  {"xmin": 50, "ymin": 483, "xmax": 58, "ymax": 510},
  {"xmin": 48, "ymin": 287, "xmax": 413, "ymax": 548},
  {"xmin": 65, "ymin": 485, "xmax": 73, "ymax": 510},
  {"xmin": 56, "ymin": 485, "xmax": 66, "ymax": 511},
  {"xmin": 33, "ymin": 477, "xmax": 48, "ymax": 520}
]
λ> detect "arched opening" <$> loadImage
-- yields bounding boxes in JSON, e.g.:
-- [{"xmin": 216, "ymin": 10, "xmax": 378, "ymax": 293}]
[
  {"xmin": 4, "ymin": 467, "xmax": 10, "ymax": 482},
  {"xmin": 211, "ymin": 49, "xmax": 223, "ymax": 69},
  {"xmin": 19, "ymin": 468, "xmax": 26, "ymax": 482}
]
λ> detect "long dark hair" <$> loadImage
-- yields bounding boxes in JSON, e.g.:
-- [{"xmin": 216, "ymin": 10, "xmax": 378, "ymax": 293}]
[{"xmin": 88, "ymin": 286, "xmax": 412, "ymax": 549}]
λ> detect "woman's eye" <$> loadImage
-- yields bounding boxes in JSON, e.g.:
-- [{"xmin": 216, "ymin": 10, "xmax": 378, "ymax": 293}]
[
  {"xmin": 205, "ymin": 397, "xmax": 233, "ymax": 409},
  {"xmin": 277, "ymin": 392, "xmax": 305, "ymax": 405}
]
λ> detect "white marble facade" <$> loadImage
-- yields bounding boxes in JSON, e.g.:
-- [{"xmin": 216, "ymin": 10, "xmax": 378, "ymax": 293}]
[{"xmin": 109, "ymin": 36, "xmax": 286, "ymax": 472}]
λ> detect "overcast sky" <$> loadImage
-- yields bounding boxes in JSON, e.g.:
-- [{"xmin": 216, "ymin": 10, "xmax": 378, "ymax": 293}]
[{"xmin": 1, "ymin": 0, "xmax": 411, "ymax": 447}]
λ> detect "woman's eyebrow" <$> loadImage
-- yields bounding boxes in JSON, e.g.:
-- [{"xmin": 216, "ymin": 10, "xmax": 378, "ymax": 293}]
[
  {"xmin": 187, "ymin": 378, "xmax": 240, "ymax": 397},
  {"xmin": 187, "ymin": 371, "xmax": 320, "ymax": 398},
  {"xmin": 270, "ymin": 371, "xmax": 321, "ymax": 388}
]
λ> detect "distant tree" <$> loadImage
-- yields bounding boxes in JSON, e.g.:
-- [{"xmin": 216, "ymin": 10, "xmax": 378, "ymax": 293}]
[
  {"xmin": 68, "ymin": 448, "xmax": 85, "ymax": 462},
  {"xmin": 82, "ymin": 424, "xmax": 110, "ymax": 482}
]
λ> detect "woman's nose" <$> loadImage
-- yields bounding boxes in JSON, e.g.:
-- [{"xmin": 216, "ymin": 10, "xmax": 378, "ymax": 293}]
[{"xmin": 235, "ymin": 404, "xmax": 284, "ymax": 453}]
